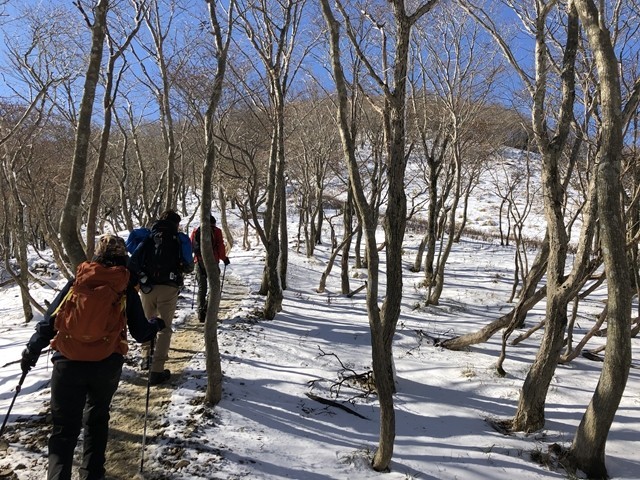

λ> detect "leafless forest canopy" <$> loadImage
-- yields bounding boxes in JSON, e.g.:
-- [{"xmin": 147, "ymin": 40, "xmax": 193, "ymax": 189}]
[{"xmin": 1, "ymin": 1, "xmax": 640, "ymax": 477}]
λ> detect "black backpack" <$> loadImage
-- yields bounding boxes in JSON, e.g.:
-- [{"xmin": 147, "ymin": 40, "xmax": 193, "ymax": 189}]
[
  {"xmin": 192, "ymin": 227, "xmax": 217, "ymax": 262},
  {"xmin": 142, "ymin": 220, "xmax": 183, "ymax": 286}
]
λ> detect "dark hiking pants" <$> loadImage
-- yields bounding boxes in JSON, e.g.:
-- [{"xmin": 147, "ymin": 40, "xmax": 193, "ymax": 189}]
[
  {"xmin": 196, "ymin": 262, "xmax": 208, "ymax": 321},
  {"xmin": 48, "ymin": 354, "xmax": 124, "ymax": 480}
]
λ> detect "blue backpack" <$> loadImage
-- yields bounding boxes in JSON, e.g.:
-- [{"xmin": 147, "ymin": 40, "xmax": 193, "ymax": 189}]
[{"xmin": 126, "ymin": 228, "xmax": 151, "ymax": 254}]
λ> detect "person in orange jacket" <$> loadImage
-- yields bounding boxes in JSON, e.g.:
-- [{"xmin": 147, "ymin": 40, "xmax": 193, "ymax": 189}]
[
  {"xmin": 21, "ymin": 234, "xmax": 164, "ymax": 480},
  {"xmin": 190, "ymin": 215, "xmax": 230, "ymax": 322}
]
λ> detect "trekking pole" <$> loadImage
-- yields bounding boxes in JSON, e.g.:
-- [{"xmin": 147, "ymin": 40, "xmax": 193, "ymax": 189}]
[
  {"xmin": 220, "ymin": 263, "xmax": 227, "ymax": 293},
  {"xmin": 1, "ymin": 370, "xmax": 28, "ymax": 437},
  {"xmin": 191, "ymin": 276, "xmax": 196, "ymax": 310},
  {"xmin": 140, "ymin": 337, "xmax": 156, "ymax": 473}
]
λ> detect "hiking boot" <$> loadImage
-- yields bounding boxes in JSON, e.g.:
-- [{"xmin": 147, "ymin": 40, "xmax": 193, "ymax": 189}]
[{"xmin": 149, "ymin": 369, "xmax": 171, "ymax": 386}]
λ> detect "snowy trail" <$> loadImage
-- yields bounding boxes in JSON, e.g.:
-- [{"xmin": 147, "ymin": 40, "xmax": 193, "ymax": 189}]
[{"xmin": 0, "ymin": 272, "xmax": 250, "ymax": 480}]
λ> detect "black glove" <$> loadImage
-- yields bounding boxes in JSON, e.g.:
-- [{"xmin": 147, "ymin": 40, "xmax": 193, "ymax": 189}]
[
  {"xmin": 223, "ymin": 258, "xmax": 230, "ymax": 266},
  {"xmin": 21, "ymin": 347, "xmax": 39, "ymax": 374},
  {"xmin": 149, "ymin": 317, "xmax": 166, "ymax": 331},
  {"xmin": 138, "ymin": 272, "xmax": 152, "ymax": 294}
]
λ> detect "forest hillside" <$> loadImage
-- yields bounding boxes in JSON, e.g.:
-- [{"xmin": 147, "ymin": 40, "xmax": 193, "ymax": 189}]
[{"xmin": 1, "ymin": 153, "xmax": 639, "ymax": 479}]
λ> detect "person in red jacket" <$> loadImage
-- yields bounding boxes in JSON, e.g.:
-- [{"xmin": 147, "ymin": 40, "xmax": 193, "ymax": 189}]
[{"xmin": 190, "ymin": 215, "xmax": 230, "ymax": 322}]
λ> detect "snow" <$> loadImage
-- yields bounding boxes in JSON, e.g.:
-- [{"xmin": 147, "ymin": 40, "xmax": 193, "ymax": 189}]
[{"xmin": 1, "ymin": 158, "xmax": 640, "ymax": 479}]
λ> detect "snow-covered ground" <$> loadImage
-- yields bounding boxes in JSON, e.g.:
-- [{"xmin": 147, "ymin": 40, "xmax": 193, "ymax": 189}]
[{"xmin": 1, "ymin": 157, "xmax": 639, "ymax": 479}]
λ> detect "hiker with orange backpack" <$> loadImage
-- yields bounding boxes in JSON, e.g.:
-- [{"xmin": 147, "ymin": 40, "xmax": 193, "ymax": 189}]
[{"xmin": 20, "ymin": 234, "xmax": 165, "ymax": 480}]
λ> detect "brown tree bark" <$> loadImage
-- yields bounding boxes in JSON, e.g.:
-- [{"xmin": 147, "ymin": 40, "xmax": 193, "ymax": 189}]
[
  {"xmin": 143, "ymin": 0, "xmax": 178, "ymax": 211},
  {"xmin": 441, "ymin": 285, "xmax": 547, "ymax": 351},
  {"xmin": 511, "ymin": 1, "xmax": 584, "ymax": 432},
  {"xmin": 341, "ymin": 189, "xmax": 354, "ymax": 294},
  {"xmin": 1, "ymin": 158, "xmax": 36, "ymax": 320},
  {"xmin": 59, "ymin": 0, "xmax": 109, "ymax": 269},
  {"xmin": 237, "ymin": 0, "xmax": 303, "ymax": 317},
  {"xmin": 86, "ymin": 4, "xmax": 144, "ymax": 258},
  {"xmin": 201, "ymin": 0, "xmax": 234, "ymax": 406},
  {"xmin": 320, "ymin": 0, "xmax": 439, "ymax": 471},
  {"xmin": 565, "ymin": 1, "xmax": 632, "ymax": 477},
  {"xmin": 218, "ymin": 185, "xmax": 234, "ymax": 253}
]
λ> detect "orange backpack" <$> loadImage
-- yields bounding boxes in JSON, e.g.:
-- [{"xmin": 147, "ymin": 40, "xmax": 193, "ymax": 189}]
[{"xmin": 50, "ymin": 262, "xmax": 130, "ymax": 361}]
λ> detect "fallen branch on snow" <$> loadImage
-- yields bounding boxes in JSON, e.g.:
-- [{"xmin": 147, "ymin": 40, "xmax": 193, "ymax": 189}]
[{"xmin": 305, "ymin": 392, "xmax": 369, "ymax": 420}]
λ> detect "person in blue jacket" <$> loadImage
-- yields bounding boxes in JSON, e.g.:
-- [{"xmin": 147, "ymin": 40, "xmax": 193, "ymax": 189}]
[
  {"xmin": 128, "ymin": 210, "xmax": 193, "ymax": 385},
  {"xmin": 20, "ymin": 234, "xmax": 164, "ymax": 480}
]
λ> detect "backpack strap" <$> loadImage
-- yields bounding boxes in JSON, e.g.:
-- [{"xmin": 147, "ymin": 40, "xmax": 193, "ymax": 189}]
[
  {"xmin": 193, "ymin": 227, "xmax": 202, "ymax": 260},
  {"xmin": 52, "ymin": 287, "xmax": 75, "ymax": 317}
]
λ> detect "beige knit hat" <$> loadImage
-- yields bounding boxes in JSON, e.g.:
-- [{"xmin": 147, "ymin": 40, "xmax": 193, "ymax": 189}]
[{"xmin": 95, "ymin": 234, "xmax": 127, "ymax": 259}]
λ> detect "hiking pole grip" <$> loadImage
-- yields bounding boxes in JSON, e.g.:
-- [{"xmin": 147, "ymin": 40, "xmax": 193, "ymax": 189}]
[
  {"xmin": 1, "ymin": 370, "xmax": 28, "ymax": 437},
  {"xmin": 140, "ymin": 337, "xmax": 156, "ymax": 473}
]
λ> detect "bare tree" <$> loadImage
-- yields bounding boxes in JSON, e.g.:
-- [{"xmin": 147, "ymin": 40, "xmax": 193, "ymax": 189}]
[
  {"xmin": 85, "ymin": 0, "xmax": 146, "ymax": 258},
  {"xmin": 131, "ymin": 0, "xmax": 186, "ymax": 211},
  {"xmin": 414, "ymin": 4, "xmax": 502, "ymax": 305},
  {"xmin": 0, "ymin": 106, "xmax": 49, "ymax": 321},
  {"xmin": 199, "ymin": 0, "xmax": 234, "ymax": 406},
  {"xmin": 60, "ymin": 0, "xmax": 110, "ymax": 269},
  {"xmin": 0, "ymin": 4, "xmax": 78, "ymax": 314},
  {"xmin": 213, "ymin": 106, "xmax": 271, "ymax": 251},
  {"xmin": 114, "ymin": 99, "xmax": 169, "ymax": 226},
  {"xmin": 111, "ymin": 108, "xmax": 136, "ymax": 231},
  {"xmin": 407, "ymin": 96, "xmax": 449, "ymax": 277},
  {"xmin": 458, "ymin": 1, "xmax": 602, "ymax": 434},
  {"xmin": 236, "ymin": 0, "xmax": 307, "ymax": 318},
  {"xmin": 320, "ymin": 0, "xmax": 439, "ymax": 471},
  {"xmin": 288, "ymin": 94, "xmax": 342, "ymax": 256},
  {"xmin": 563, "ymin": 0, "xmax": 636, "ymax": 477}
]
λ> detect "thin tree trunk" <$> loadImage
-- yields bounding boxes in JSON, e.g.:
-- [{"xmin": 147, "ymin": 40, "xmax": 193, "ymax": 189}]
[
  {"xmin": 341, "ymin": 189, "xmax": 354, "ymax": 294},
  {"xmin": 263, "ymin": 112, "xmax": 284, "ymax": 318},
  {"xmin": 322, "ymin": 0, "xmax": 438, "ymax": 471},
  {"xmin": 86, "ymin": 9, "xmax": 143, "ymax": 257},
  {"xmin": 423, "ymin": 161, "xmax": 439, "ymax": 284},
  {"xmin": 279, "ymin": 171, "xmax": 288, "ymax": 290},
  {"xmin": 201, "ymin": 0, "xmax": 233, "ymax": 406},
  {"xmin": 1, "ymin": 173, "xmax": 36, "ymax": 320},
  {"xmin": 428, "ymin": 145, "xmax": 462, "ymax": 304},
  {"xmin": 59, "ymin": 0, "xmax": 109, "ymax": 269},
  {"xmin": 86, "ymin": 54, "xmax": 116, "ymax": 258},
  {"xmin": 317, "ymin": 231, "xmax": 354, "ymax": 293},
  {"xmin": 219, "ymin": 185, "xmax": 233, "ymax": 253}
]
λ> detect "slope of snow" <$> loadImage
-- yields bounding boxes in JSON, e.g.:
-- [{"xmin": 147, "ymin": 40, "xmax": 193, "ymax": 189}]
[{"xmin": 1, "ymin": 157, "xmax": 638, "ymax": 479}]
